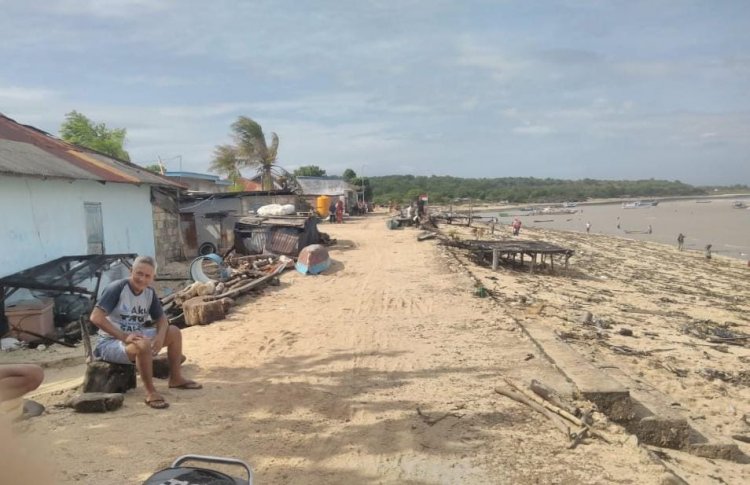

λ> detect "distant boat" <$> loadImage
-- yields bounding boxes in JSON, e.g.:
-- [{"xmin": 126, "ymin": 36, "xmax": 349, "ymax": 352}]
[
  {"xmin": 562, "ymin": 202, "xmax": 578, "ymax": 208},
  {"xmin": 622, "ymin": 200, "xmax": 658, "ymax": 209},
  {"xmin": 732, "ymin": 201, "xmax": 748, "ymax": 209}
]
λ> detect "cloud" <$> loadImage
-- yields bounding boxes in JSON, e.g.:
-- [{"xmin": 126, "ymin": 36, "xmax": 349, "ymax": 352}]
[
  {"xmin": 0, "ymin": 85, "xmax": 57, "ymax": 102},
  {"xmin": 512, "ymin": 123, "xmax": 556, "ymax": 135}
]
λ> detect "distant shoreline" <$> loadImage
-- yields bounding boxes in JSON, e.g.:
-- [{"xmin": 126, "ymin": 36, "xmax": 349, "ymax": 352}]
[{"xmin": 433, "ymin": 192, "xmax": 750, "ymax": 214}]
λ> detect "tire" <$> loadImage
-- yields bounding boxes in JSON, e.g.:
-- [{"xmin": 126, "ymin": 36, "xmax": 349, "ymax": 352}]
[{"xmin": 198, "ymin": 242, "xmax": 217, "ymax": 255}]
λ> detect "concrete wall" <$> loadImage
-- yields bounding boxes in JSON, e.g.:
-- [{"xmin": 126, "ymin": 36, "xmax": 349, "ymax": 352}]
[{"xmin": 0, "ymin": 176, "xmax": 156, "ymax": 279}]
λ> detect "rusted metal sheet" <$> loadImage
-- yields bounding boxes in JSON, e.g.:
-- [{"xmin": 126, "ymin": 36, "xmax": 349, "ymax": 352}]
[
  {"xmin": 0, "ymin": 114, "xmax": 182, "ymax": 188},
  {"xmin": 180, "ymin": 213, "xmax": 198, "ymax": 257}
]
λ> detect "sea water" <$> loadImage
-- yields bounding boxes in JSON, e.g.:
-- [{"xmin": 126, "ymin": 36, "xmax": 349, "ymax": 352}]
[{"xmin": 480, "ymin": 198, "xmax": 750, "ymax": 260}]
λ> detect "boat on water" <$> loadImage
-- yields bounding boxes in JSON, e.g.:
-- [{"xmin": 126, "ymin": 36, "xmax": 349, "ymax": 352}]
[
  {"xmin": 562, "ymin": 201, "xmax": 578, "ymax": 208},
  {"xmin": 732, "ymin": 201, "xmax": 748, "ymax": 209}
]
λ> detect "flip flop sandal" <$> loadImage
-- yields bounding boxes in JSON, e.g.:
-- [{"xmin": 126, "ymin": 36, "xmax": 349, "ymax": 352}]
[
  {"xmin": 145, "ymin": 398, "xmax": 170, "ymax": 409},
  {"xmin": 169, "ymin": 381, "xmax": 203, "ymax": 390}
]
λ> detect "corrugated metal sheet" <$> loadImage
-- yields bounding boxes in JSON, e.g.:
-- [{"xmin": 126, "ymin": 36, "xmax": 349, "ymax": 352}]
[
  {"xmin": 0, "ymin": 113, "xmax": 182, "ymax": 188},
  {"xmin": 267, "ymin": 228, "xmax": 300, "ymax": 256},
  {"xmin": 296, "ymin": 176, "xmax": 357, "ymax": 196}
]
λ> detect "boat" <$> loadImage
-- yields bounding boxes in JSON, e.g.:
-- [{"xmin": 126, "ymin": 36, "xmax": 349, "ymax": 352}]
[
  {"xmin": 732, "ymin": 201, "xmax": 748, "ymax": 209},
  {"xmin": 622, "ymin": 200, "xmax": 658, "ymax": 209},
  {"xmin": 562, "ymin": 202, "xmax": 578, "ymax": 208}
]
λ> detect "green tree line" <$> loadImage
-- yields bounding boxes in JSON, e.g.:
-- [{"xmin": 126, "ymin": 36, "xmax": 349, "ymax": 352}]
[{"xmin": 368, "ymin": 175, "xmax": 708, "ymax": 205}]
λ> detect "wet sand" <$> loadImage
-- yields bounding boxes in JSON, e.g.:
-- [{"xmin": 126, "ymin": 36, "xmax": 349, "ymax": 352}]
[{"xmin": 484, "ymin": 198, "xmax": 750, "ymax": 260}]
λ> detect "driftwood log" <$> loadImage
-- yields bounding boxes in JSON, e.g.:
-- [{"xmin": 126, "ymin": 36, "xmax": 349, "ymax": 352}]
[
  {"xmin": 182, "ymin": 296, "xmax": 229, "ymax": 326},
  {"xmin": 83, "ymin": 362, "xmax": 136, "ymax": 393}
]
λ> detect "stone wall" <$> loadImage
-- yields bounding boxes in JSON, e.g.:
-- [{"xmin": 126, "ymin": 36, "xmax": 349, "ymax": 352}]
[{"xmin": 152, "ymin": 188, "xmax": 183, "ymax": 267}]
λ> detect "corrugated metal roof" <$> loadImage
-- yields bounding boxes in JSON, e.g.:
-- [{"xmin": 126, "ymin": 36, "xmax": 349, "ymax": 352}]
[
  {"xmin": 296, "ymin": 176, "xmax": 357, "ymax": 196},
  {"xmin": 0, "ymin": 113, "xmax": 183, "ymax": 188}
]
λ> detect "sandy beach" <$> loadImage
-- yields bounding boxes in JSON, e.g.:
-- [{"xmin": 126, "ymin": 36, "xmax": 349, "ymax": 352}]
[{"xmin": 3, "ymin": 212, "xmax": 750, "ymax": 484}]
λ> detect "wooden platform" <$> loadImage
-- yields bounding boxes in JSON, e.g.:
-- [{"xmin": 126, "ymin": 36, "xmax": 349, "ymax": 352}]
[{"xmin": 460, "ymin": 239, "xmax": 574, "ymax": 273}]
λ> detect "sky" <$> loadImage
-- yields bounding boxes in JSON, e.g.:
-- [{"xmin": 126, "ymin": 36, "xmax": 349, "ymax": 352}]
[{"xmin": 1, "ymin": 0, "xmax": 749, "ymax": 185}]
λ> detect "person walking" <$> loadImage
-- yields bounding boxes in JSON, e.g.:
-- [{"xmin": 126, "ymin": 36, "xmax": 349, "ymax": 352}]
[{"xmin": 677, "ymin": 233, "xmax": 685, "ymax": 251}]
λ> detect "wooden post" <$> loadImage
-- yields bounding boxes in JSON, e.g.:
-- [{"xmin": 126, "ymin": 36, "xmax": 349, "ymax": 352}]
[
  {"xmin": 530, "ymin": 253, "xmax": 535, "ymax": 274},
  {"xmin": 551, "ymin": 254, "xmax": 555, "ymax": 271},
  {"xmin": 492, "ymin": 249, "xmax": 499, "ymax": 270}
]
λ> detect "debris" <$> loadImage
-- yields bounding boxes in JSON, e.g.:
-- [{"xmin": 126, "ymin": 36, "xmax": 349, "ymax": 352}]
[
  {"xmin": 619, "ymin": 328, "xmax": 634, "ymax": 337},
  {"xmin": 416, "ymin": 406, "xmax": 464, "ymax": 426},
  {"xmin": 579, "ymin": 312, "xmax": 593, "ymax": 325}
]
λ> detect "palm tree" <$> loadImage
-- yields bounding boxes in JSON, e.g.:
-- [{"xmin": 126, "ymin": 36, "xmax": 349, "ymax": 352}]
[{"xmin": 210, "ymin": 116, "xmax": 280, "ymax": 191}]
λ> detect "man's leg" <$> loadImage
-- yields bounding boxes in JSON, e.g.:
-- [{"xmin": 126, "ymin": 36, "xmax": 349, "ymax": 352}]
[
  {"xmin": 125, "ymin": 339, "xmax": 162, "ymax": 404},
  {"xmin": 163, "ymin": 325, "xmax": 201, "ymax": 389},
  {"xmin": 0, "ymin": 364, "xmax": 44, "ymax": 402}
]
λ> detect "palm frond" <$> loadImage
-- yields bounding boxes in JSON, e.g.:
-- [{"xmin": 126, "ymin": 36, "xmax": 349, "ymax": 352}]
[
  {"xmin": 231, "ymin": 116, "xmax": 268, "ymax": 163},
  {"xmin": 267, "ymin": 132, "xmax": 279, "ymax": 162},
  {"xmin": 210, "ymin": 144, "xmax": 239, "ymax": 177}
]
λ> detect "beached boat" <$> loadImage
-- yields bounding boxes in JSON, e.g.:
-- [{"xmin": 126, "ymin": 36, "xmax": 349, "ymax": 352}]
[{"xmin": 622, "ymin": 200, "xmax": 658, "ymax": 209}]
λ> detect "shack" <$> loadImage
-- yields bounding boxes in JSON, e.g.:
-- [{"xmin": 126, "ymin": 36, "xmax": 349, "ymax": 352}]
[
  {"xmin": 295, "ymin": 176, "xmax": 359, "ymax": 214},
  {"xmin": 233, "ymin": 215, "xmax": 322, "ymax": 257},
  {"xmin": 179, "ymin": 190, "xmax": 298, "ymax": 256}
]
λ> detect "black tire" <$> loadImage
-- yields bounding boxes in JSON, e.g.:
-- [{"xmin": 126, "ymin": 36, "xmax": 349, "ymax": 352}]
[{"xmin": 198, "ymin": 242, "xmax": 217, "ymax": 255}]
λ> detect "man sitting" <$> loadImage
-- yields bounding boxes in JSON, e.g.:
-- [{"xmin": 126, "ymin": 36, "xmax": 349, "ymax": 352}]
[{"xmin": 89, "ymin": 255, "xmax": 201, "ymax": 409}]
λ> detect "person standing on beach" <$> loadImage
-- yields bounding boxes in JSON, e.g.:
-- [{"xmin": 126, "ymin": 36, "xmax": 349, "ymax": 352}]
[
  {"xmin": 335, "ymin": 197, "xmax": 344, "ymax": 223},
  {"xmin": 585, "ymin": 221, "xmax": 591, "ymax": 233},
  {"xmin": 705, "ymin": 244, "xmax": 712, "ymax": 260},
  {"xmin": 647, "ymin": 224, "xmax": 652, "ymax": 235},
  {"xmin": 677, "ymin": 233, "xmax": 685, "ymax": 251},
  {"xmin": 511, "ymin": 218, "xmax": 522, "ymax": 236}
]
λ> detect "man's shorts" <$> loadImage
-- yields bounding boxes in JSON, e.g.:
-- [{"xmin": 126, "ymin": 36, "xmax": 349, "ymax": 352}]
[{"xmin": 93, "ymin": 327, "xmax": 157, "ymax": 365}]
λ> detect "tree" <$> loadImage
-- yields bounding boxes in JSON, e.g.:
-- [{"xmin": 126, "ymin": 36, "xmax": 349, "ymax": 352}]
[
  {"xmin": 293, "ymin": 165, "xmax": 327, "ymax": 177},
  {"xmin": 342, "ymin": 168, "xmax": 357, "ymax": 182},
  {"xmin": 144, "ymin": 164, "xmax": 163, "ymax": 174},
  {"xmin": 60, "ymin": 111, "xmax": 130, "ymax": 161},
  {"xmin": 210, "ymin": 116, "xmax": 280, "ymax": 191}
]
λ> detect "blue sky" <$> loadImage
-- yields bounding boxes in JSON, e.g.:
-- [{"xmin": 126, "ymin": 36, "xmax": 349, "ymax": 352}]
[{"xmin": 1, "ymin": 0, "xmax": 748, "ymax": 184}]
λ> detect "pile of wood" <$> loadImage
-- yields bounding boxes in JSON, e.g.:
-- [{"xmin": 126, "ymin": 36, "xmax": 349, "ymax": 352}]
[
  {"xmin": 495, "ymin": 378, "xmax": 610, "ymax": 449},
  {"xmin": 162, "ymin": 255, "xmax": 293, "ymax": 326}
]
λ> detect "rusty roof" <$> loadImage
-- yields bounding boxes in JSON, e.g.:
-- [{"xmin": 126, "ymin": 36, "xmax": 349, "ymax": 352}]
[{"xmin": 0, "ymin": 113, "xmax": 183, "ymax": 188}]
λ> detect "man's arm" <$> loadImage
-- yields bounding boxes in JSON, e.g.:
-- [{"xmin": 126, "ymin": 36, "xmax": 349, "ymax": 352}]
[{"xmin": 89, "ymin": 307, "xmax": 128, "ymax": 342}]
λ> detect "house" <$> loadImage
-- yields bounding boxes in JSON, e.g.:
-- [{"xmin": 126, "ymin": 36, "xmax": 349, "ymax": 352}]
[
  {"xmin": 163, "ymin": 171, "xmax": 232, "ymax": 193},
  {"xmin": 295, "ymin": 176, "xmax": 359, "ymax": 213},
  {"xmin": 179, "ymin": 190, "xmax": 299, "ymax": 256},
  {"xmin": 0, "ymin": 113, "xmax": 185, "ymax": 279}
]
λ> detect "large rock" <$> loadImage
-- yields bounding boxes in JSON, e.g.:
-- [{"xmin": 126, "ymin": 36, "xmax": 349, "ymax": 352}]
[{"xmin": 65, "ymin": 393, "xmax": 124, "ymax": 413}]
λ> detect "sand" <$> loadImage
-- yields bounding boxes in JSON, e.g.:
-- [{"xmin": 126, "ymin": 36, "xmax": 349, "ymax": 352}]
[{"xmin": 3, "ymin": 212, "xmax": 750, "ymax": 484}]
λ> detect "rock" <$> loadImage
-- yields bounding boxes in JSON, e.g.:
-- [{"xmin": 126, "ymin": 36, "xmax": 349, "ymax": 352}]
[
  {"xmin": 152, "ymin": 353, "xmax": 187, "ymax": 379},
  {"xmin": 21, "ymin": 399, "xmax": 45, "ymax": 419},
  {"xmin": 619, "ymin": 328, "xmax": 634, "ymax": 337},
  {"xmin": 579, "ymin": 312, "xmax": 593, "ymax": 325},
  {"xmin": 65, "ymin": 393, "xmax": 124, "ymax": 413}
]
